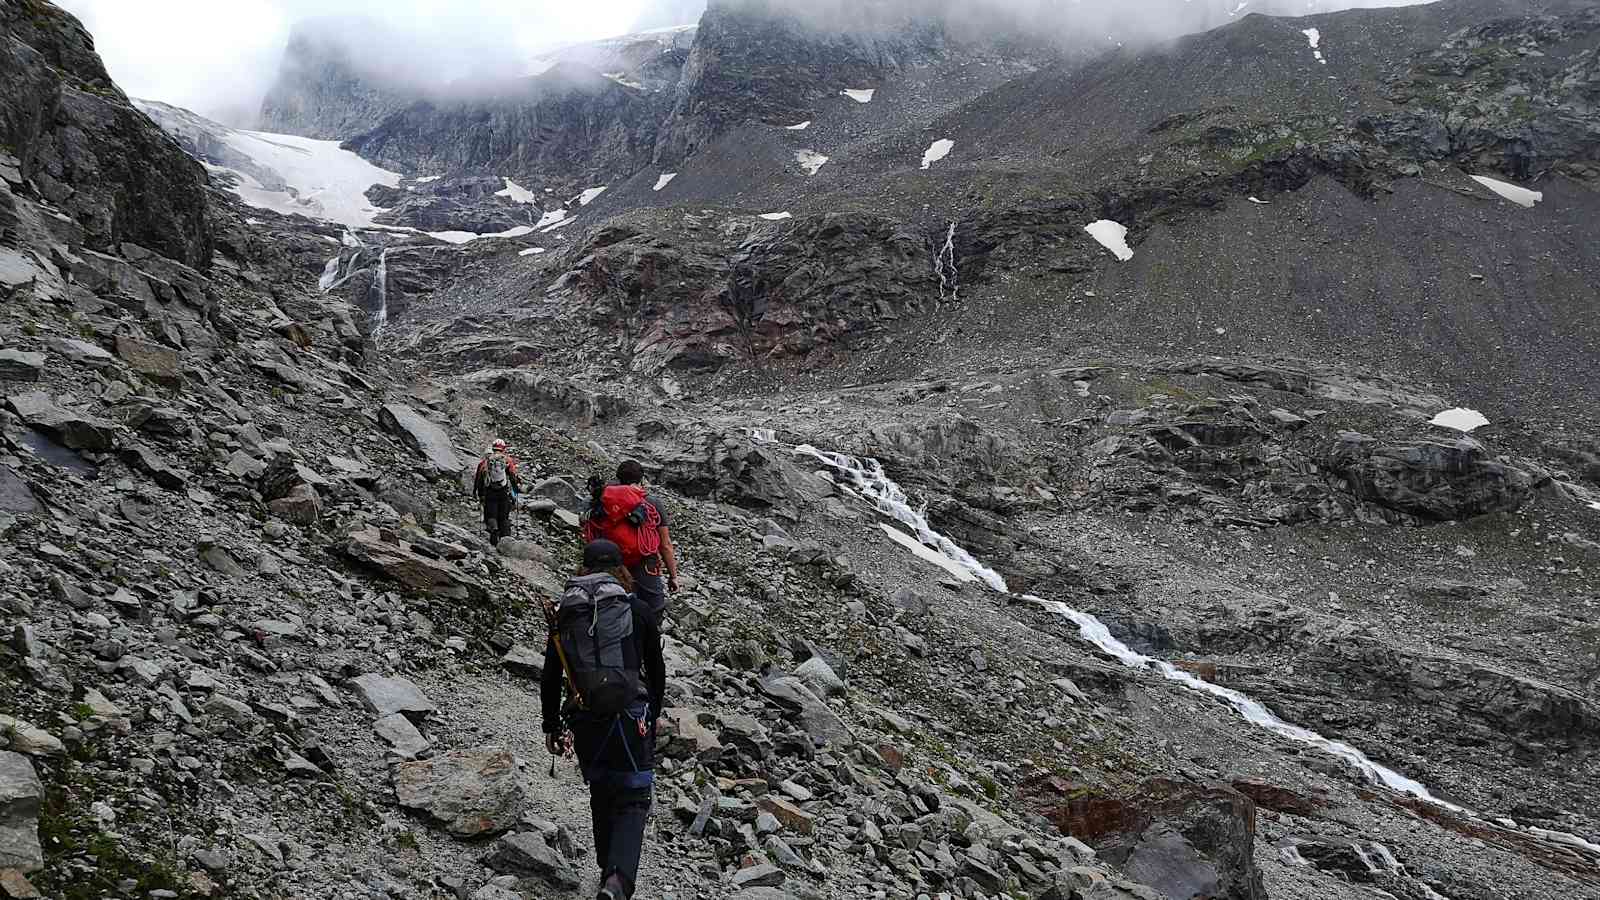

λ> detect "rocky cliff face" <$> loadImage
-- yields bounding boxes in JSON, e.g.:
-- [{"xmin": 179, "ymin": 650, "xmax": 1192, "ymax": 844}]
[
  {"xmin": 342, "ymin": 65, "xmax": 678, "ymax": 183},
  {"xmin": 0, "ymin": 0, "xmax": 211, "ymax": 268},
  {"xmin": 256, "ymin": 19, "xmax": 428, "ymax": 140}
]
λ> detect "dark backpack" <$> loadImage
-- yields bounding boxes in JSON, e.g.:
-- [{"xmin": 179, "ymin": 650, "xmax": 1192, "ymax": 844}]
[{"xmin": 555, "ymin": 575, "xmax": 642, "ymax": 717}]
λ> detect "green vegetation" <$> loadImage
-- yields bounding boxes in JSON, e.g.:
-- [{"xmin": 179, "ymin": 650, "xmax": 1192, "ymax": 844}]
[{"xmin": 34, "ymin": 761, "xmax": 200, "ymax": 900}]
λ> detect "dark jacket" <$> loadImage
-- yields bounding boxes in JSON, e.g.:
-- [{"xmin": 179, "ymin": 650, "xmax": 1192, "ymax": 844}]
[
  {"xmin": 541, "ymin": 577, "xmax": 666, "ymax": 751},
  {"xmin": 473, "ymin": 453, "xmax": 523, "ymax": 499}
]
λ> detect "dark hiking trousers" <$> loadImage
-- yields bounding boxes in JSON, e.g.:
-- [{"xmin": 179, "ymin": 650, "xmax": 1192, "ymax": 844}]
[
  {"xmin": 482, "ymin": 487, "xmax": 513, "ymax": 543},
  {"xmin": 573, "ymin": 712, "xmax": 655, "ymax": 897},
  {"xmin": 629, "ymin": 567, "xmax": 667, "ymax": 624},
  {"xmin": 589, "ymin": 776, "xmax": 652, "ymax": 896}
]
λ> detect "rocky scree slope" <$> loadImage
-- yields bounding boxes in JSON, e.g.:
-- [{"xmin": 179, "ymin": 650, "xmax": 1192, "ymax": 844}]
[{"xmin": 0, "ymin": 5, "xmax": 1466, "ymax": 900}]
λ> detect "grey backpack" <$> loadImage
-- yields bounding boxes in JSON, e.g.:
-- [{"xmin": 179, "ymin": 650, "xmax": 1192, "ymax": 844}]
[{"xmin": 555, "ymin": 575, "xmax": 641, "ymax": 717}]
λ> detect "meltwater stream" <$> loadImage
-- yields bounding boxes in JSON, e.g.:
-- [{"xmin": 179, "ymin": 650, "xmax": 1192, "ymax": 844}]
[{"xmin": 761, "ymin": 433, "xmax": 1600, "ymax": 858}]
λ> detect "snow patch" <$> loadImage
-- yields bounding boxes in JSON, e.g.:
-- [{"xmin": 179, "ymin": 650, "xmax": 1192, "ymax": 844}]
[
  {"xmin": 1302, "ymin": 27, "xmax": 1326, "ymax": 64},
  {"xmin": 841, "ymin": 89, "xmax": 876, "ymax": 104},
  {"xmin": 879, "ymin": 524, "xmax": 978, "ymax": 583},
  {"xmin": 220, "ymin": 130, "xmax": 401, "ymax": 228},
  {"xmin": 578, "ymin": 187, "xmax": 607, "ymax": 206},
  {"xmin": 759, "ymin": 212, "xmax": 793, "ymax": 221},
  {"xmin": 1084, "ymin": 220, "xmax": 1134, "ymax": 262},
  {"xmin": 518, "ymin": 247, "xmax": 547, "ymax": 257},
  {"xmin": 535, "ymin": 208, "xmax": 570, "ymax": 229},
  {"xmin": 921, "ymin": 138, "xmax": 955, "ymax": 170},
  {"xmin": 654, "ymin": 172, "xmax": 677, "ymax": 191},
  {"xmin": 1248, "ymin": 196, "xmax": 1269, "ymax": 204},
  {"xmin": 786, "ymin": 121, "xmax": 811, "ymax": 130},
  {"xmin": 495, "ymin": 178, "xmax": 537, "ymax": 204},
  {"xmin": 1470, "ymin": 175, "xmax": 1542, "ymax": 207},
  {"xmin": 427, "ymin": 225, "xmax": 537, "ymax": 245},
  {"xmin": 602, "ymin": 72, "xmax": 645, "ymax": 90},
  {"xmin": 1589, "ymin": 501, "xmax": 1600, "ymax": 512},
  {"xmin": 1430, "ymin": 407, "xmax": 1490, "ymax": 433},
  {"xmin": 795, "ymin": 150, "xmax": 829, "ymax": 176},
  {"xmin": 414, "ymin": 175, "xmax": 441, "ymax": 184}
]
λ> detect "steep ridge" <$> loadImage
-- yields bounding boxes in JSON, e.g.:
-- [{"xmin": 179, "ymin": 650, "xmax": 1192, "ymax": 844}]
[{"xmin": 0, "ymin": 0, "xmax": 211, "ymax": 267}]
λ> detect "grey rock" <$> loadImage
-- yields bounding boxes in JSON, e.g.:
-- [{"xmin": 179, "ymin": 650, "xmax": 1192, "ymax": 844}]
[
  {"xmin": 5, "ymin": 391, "xmax": 118, "ymax": 452},
  {"xmin": 374, "ymin": 713, "xmax": 430, "ymax": 759},
  {"xmin": 500, "ymin": 645, "xmax": 544, "ymax": 679},
  {"xmin": 496, "ymin": 539, "xmax": 549, "ymax": 562},
  {"xmin": 0, "ymin": 467, "xmax": 38, "ymax": 515},
  {"xmin": 339, "ymin": 528, "xmax": 488, "ymax": 602},
  {"xmin": 351, "ymin": 674, "xmax": 436, "ymax": 719},
  {"xmin": 1329, "ymin": 435, "xmax": 1534, "ymax": 520},
  {"xmin": 199, "ymin": 543, "xmax": 246, "ymax": 577},
  {"xmin": 267, "ymin": 483, "xmax": 321, "ymax": 525},
  {"xmin": 0, "ymin": 751, "xmax": 44, "ymax": 873},
  {"xmin": 394, "ymin": 747, "xmax": 525, "ymax": 837},
  {"xmin": 224, "ymin": 449, "xmax": 266, "ymax": 479},
  {"xmin": 757, "ymin": 675, "xmax": 852, "ymax": 747},
  {"xmin": 732, "ymin": 863, "xmax": 785, "ymax": 888},
  {"xmin": 46, "ymin": 337, "xmax": 114, "ymax": 368},
  {"xmin": 378, "ymin": 403, "xmax": 461, "ymax": 473},
  {"xmin": 529, "ymin": 476, "xmax": 583, "ymax": 511},
  {"xmin": 481, "ymin": 831, "xmax": 580, "ymax": 887},
  {"xmin": 0, "ymin": 717, "xmax": 62, "ymax": 758},
  {"xmin": 794, "ymin": 656, "xmax": 844, "ymax": 698},
  {"xmin": 114, "ymin": 335, "xmax": 182, "ymax": 386},
  {"xmin": 0, "ymin": 350, "xmax": 44, "ymax": 382},
  {"xmin": 120, "ymin": 443, "xmax": 185, "ymax": 490}
]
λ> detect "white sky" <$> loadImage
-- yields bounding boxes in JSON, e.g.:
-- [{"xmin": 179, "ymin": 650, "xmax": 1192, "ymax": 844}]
[{"xmin": 56, "ymin": 0, "xmax": 654, "ymax": 123}]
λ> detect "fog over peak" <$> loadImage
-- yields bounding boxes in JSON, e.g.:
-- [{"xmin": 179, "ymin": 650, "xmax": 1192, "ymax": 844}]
[
  {"xmin": 53, "ymin": 0, "xmax": 661, "ymax": 126},
  {"xmin": 57, "ymin": 0, "xmax": 1424, "ymax": 128}
]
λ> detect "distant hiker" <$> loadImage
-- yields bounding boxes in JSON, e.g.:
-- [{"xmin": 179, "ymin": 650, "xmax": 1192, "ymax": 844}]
[
  {"xmin": 473, "ymin": 439, "xmax": 522, "ymax": 545},
  {"xmin": 542, "ymin": 540, "xmax": 665, "ymax": 900},
  {"xmin": 581, "ymin": 460, "xmax": 680, "ymax": 622}
]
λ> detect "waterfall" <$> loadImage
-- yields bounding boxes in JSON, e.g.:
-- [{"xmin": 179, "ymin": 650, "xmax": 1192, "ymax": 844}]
[
  {"xmin": 934, "ymin": 222, "xmax": 959, "ymax": 303},
  {"xmin": 317, "ymin": 256, "xmax": 339, "ymax": 292},
  {"xmin": 371, "ymin": 247, "xmax": 389, "ymax": 344},
  {"xmin": 756, "ymin": 431, "xmax": 1600, "ymax": 858}
]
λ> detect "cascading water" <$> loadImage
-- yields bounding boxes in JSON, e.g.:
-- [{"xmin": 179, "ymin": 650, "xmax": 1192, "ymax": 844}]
[
  {"xmin": 934, "ymin": 222, "xmax": 959, "ymax": 303},
  {"xmin": 756, "ymin": 430, "xmax": 1600, "ymax": 859},
  {"xmin": 317, "ymin": 256, "xmax": 340, "ymax": 292},
  {"xmin": 371, "ymin": 247, "xmax": 390, "ymax": 344}
]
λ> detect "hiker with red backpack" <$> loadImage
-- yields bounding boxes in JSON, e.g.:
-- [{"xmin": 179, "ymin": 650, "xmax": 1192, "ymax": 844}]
[
  {"xmin": 581, "ymin": 460, "xmax": 680, "ymax": 622},
  {"xmin": 473, "ymin": 439, "xmax": 523, "ymax": 545},
  {"xmin": 542, "ymin": 539, "xmax": 666, "ymax": 900}
]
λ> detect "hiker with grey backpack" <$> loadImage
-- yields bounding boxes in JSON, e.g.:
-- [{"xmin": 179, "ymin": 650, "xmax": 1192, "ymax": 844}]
[
  {"xmin": 473, "ymin": 439, "xmax": 523, "ymax": 545},
  {"xmin": 542, "ymin": 540, "xmax": 666, "ymax": 900}
]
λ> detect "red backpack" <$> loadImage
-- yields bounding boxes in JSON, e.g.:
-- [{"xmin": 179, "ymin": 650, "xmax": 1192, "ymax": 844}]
[{"xmin": 582, "ymin": 484, "xmax": 662, "ymax": 568}]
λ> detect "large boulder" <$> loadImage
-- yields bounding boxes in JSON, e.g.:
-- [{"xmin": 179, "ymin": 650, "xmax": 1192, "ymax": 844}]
[
  {"xmin": 350, "ymin": 674, "xmax": 436, "ymax": 720},
  {"xmin": 339, "ymin": 528, "xmax": 487, "ymax": 601},
  {"xmin": 114, "ymin": 335, "xmax": 182, "ymax": 386},
  {"xmin": 0, "ymin": 751, "xmax": 43, "ymax": 873},
  {"xmin": 463, "ymin": 370, "xmax": 629, "ymax": 427},
  {"xmin": 1019, "ymin": 777, "xmax": 1266, "ymax": 900},
  {"xmin": 5, "ymin": 391, "xmax": 118, "ymax": 451},
  {"xmin": 378, "ymin": 403, "xmax": 461, "ymax": 473},
  {"xmin": 757, "ymin": 674, "xmax": 853, "ymax": 748},
  {"xmin": 1327, "ymin": 434, "xmax": 1534, "ymax": 521},
  {"xmin": 394, "ymin": 748, "xmax": 525, "ymax": 837},
  {"xmin": 481, "ymin": 831, "xmax": 579, "ymax": 888}
]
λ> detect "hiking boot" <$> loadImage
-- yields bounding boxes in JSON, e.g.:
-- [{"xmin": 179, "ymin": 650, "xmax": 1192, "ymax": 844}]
[{"xmin": 596, "ymin": 873, "xmax": 626, "ymax": 900}]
